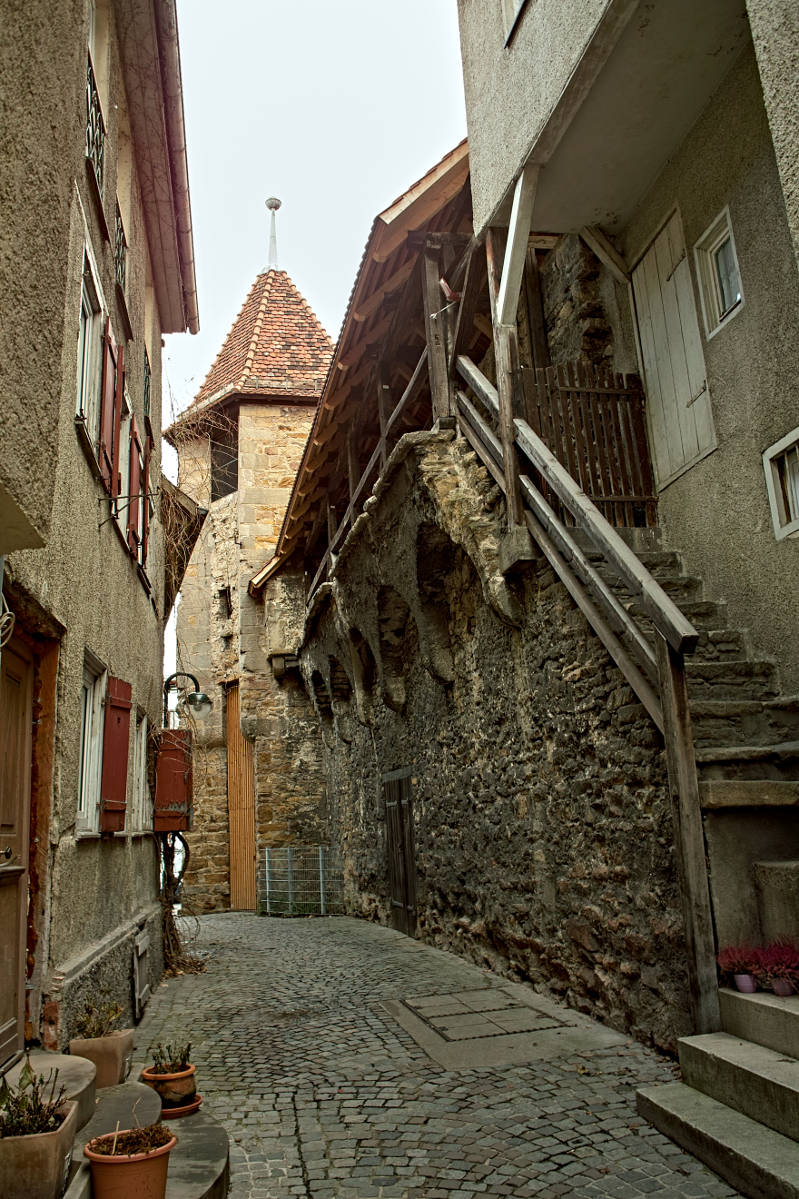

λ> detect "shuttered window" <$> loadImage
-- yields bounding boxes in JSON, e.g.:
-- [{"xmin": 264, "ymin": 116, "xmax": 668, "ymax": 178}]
[{"xmin": 99, "ymin": 676, "xmax": 132, "ymax": 832}]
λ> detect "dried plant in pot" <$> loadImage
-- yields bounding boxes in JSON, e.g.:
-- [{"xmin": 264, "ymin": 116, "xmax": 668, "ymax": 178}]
[
  {"xmin": 716, "ymin": 943, "xmax": 762, "ymax": 993},
  {"xmin": 84, "ymin": 1121, "xmax": 177, "ymax": 1199},
  {"xmin": 757, "ymin": 939, "xmax": 799, "ymax": 997},
  {"xmin": 0, "ymin": 1056, "xmax": 78, "ymax": 1199},
  {"xmin": 69, "ymin": 996, "xmax": 135, "ymax": 1088},
  {"xmin": 140, "ymin": 1042, "xmax": 201, "ymax": 1117}
]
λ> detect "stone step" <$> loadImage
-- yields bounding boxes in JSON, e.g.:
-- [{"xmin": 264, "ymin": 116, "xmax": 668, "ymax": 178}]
[
  {"xmin": 627, "ymin": 597, "xmax": 728, "ymax": 632},
  {"xmin": 608, "ymin": 571, "xmax": 704, "ymax": 604},
  {"xmin": 696, "ymin": 740, "xmax": 799, "ymax": 783},
  {"xmin": 637, "ymin": 1080, "xmax": 799, "ymax": 1199},
  {"xmin": 583, "ymin": 547, "xmax": 682, "ymax": 580},
  {"xmin": 720, "ymin": 989, "xmax": 799, "ymax": 1057},
  {"xmin": 700, "ymin": 778, "xmax": 799, "ymax": 807},
  {"xmin": 679, "ymin": 1031, "xmax": 799, "ymax": 1141},
  {"xmin": 692, "ymin": 627, "xmax": 750, "ymax": 661},
  {"xmin": 4, "ymin": 1051, "xmax": 95, "ymax": 1131},
  {"xmin": 64, "ymin": 1081, "xmax": 229, "ymax": 1199},
  {"xmin": 692, "ymin": 697, "xmax": 799, "ymax": 749},
  {"xmin": 754, "ymin": 859, "xmax": 799, "ymax": 942},
  {"xmin": 685, "ymin": 659, "xmax": 779, "ymax": 700}
]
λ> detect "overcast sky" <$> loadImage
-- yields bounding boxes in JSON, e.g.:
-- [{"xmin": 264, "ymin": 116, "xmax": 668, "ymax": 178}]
[{"xmin": 162, "ymin": 0, "xmax": 467, "ymax": 426}]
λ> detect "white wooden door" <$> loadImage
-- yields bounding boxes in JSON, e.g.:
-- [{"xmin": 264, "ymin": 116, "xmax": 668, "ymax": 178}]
[
  {"xmin": 632, "ymin": 212, "xmax": 716, "ymax": 486},
  {"xmin": 0, "ymin": 640, "xmax": 33, "ymax": 1067}
]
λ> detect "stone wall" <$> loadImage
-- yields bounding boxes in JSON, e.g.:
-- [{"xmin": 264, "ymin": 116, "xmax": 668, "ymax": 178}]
[{"xmin": 299, "ymin": 430, "xmax": 690, "ymax": 1053}]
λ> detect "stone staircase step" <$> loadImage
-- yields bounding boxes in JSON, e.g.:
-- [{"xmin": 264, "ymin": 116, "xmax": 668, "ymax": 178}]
[
  {"xmin": 753, "ymin": 859, "xmax": 799, "ymax": 941},
  {"xmin": 679, "ymin": 1031, "xmax": 799, "ymax": 1141},
  {"xmin": 692, "ymin": 627, "xmax": 750, "ymax": 661},
  {"xmin": 700, "ymin": 778, "xmax": 799, "ymax": 807},
  {"xmin": 691, "ymin": 697, "xmax": 799, "ymax": 748},
  {"xmin": 64, "ymin": 1080, "xmax": 229, "ymax": 1199},
  {"xmin": 4, "ymin": 1051, "xmax": 95, "ymax": 1131},
  {"xmin": 637, "ymin": 1080, "xmax": 799, "ymax": 1199},
  {"xmin": 719, "ymin": 988, "xmax": 799, "ymax": 1057},
  {"xmin": 685, "ymin": 659, "xmax": 779, "ymax": 700},
  {"xmin": 627, "ymin": 597, "xmax": 728, "ymax": 631},
  {"xmin": 696, "ymin": 741, "xmax": 799, "ymax": 782}
]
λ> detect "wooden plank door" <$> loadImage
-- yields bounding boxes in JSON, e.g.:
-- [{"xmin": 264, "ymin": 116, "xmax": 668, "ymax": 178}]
[
  {"xmin": 0, "ymin": 640, "xmax": 33, "ymax": 1067},
  {"xmin": 632, "ymin": 211, "xmax": 716, "ymax": 487},
  {"xmin": 384, "ymin": 769, "xmax": 416, "ymax": 937},
  {"xmin": 226, "ymin": 682, "xmax": 256, "ymax": 910}
]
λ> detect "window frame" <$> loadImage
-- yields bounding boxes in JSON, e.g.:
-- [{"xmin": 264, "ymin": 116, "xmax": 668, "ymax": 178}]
[
  {"xmin": 693, "ymin": 206, "xmax": 744, "ymax": 340},
  {"xmin": 76, "ymin": 252, "xmax": 103, "ymax": 447},
  {"xmin": 763, "ymin": 427, "xmax": 799, "ymax": 541},
  {"xmin": 77, "ymin": 656, "xmax": 107, "ymax": 835},
  {"xmin": 131, "ymin": 712, "xmax": 152, "ymax": 834}
]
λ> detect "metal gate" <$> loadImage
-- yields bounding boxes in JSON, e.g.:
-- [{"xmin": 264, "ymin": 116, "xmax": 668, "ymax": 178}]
[{"xmin": 384, "ymin": 768, "xmax": 416, "ymax": 937}]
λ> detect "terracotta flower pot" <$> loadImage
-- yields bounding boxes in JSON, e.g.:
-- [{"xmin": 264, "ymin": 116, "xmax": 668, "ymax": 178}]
[
  {"xmin": 84, "ymin": 1129, "xmax": 176, "ymax": 1199},
  {"xmin": 140, "ymin": 1063, "xmax": 196, "ymax": 1109},
  {"xmin": 733, "ymin": 973, "xmax": 757, "ymax": 993},
  {"xmin": 69, "ymin": 1028, "xmax": 135, "ymax": 1088},
  {"xmin": 0, "ymin": 1100, "xmax": 78, "ymax": 1199}
]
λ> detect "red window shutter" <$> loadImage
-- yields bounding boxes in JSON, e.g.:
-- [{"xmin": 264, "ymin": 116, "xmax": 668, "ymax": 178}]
[
  {"xmin": 141, "ymin": 430, "xmax": 152, "ymax": 566},
  {"xmin": 110, "ymin": 343, "xmax": 125, "ymax": 500},
  {"xmin": 154, "ymin": 729, "xmax": 193, "ymax": 831},
  {"xmin": 98, "ymin": 319, "xmax": 118, "ymax": 492},
  {"xmin": 127, "ymin": 417, "xmax": 142, "ymax": 554},
  {"xmin": 99, "ymin": 676, "xmax": 132, "ymax": 832}
]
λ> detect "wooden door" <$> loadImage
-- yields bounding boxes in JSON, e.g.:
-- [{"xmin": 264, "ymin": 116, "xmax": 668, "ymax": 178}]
[
  {"xmin": 632, "ymin": 211, "xmax": 716, "ymax": 487},
  {"xmin": 0, "ymin": 640, "xmax": 33, "ymax": 1067},
  {"xmin": 226, "ymin": 682, "xmax": 256, "ymax": 910},
  {"xmin": 384, "ymin": 769, "xmax": 416, "ymax": 937}
]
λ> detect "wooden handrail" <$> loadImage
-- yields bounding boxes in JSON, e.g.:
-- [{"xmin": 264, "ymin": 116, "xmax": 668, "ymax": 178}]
[{"xmin": 455, "ymin": 354, "xmax": 698, "ymax": 655}]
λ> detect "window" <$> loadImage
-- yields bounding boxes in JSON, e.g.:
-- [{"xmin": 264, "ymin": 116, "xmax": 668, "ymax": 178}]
[
  {"xmin": 210, "ymin": 417, "xmax": 239, "ymax": 501},
  {"xmin": 131, "ymin": 714, "xmax": 152, "ymax": 833},
  {"xmin": 76, "ymin": 254, "xmax": 103, "ymax": 445},
  {"xmin": 694, "ymin": 207, "xmax": 743, "ymax": 338},
  {"xmin": 764, "ymin": 428, "xmax": 799, "ymax": 541},
  {"xmin": 78, "ymin": 659, "xmax": 106, "ymax": 833}
]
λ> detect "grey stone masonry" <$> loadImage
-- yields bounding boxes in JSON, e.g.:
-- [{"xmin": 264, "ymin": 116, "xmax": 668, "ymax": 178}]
[{"xmin": 134, "ymin": 915, "xmax": 742, "ymax": 1199}]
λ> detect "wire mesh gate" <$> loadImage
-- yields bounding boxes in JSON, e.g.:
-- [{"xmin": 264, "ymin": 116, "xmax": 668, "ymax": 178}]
[{"xmin": 258, "ymin": 846, "xmax": 345, "ymax": 916}]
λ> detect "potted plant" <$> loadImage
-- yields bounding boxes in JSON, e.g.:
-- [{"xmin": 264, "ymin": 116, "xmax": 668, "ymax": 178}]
[
  {"xmin": 716, "ymin": 943, "xmax": 761, "ymax": 993},
  {"xmin": 140, "ymin": 1042, "xmax": 201, "ymax": 1117},
  {"xmin": 0, "ymin": 1056, "xmax": 78, "ymax": 1199},
  {"xmin": 758, "ymin": 939, "xmax": 799, "ymax": 996},
  {"xmin": 69, "ymin": 995, "xmax": 135, "ymax": 1088},
  {"xmin": 84, "ymin": 1121, "xmax": 176, "ymax": 1199}
]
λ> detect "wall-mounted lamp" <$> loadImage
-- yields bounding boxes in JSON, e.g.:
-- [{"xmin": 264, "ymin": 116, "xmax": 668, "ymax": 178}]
[{"xmin": 162, "ymin": 671, "xmax": 212, "ymax": 726}]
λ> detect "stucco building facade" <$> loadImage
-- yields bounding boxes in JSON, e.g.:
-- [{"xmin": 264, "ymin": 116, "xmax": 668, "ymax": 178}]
[
  {"xmin": 0, "ymin": 0, "xmax": 199, "ymax": 1062},
  {"xmin": 170, "ymin": 266, "xmax": 332, "ymax": 913}
]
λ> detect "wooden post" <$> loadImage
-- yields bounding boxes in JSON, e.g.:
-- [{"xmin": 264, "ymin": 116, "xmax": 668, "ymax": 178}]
[
  {"xmin": 524, "ymin": 247, "xmax": 550, "ymax": 372},
  {"xmin": 448, "ymin": 242, "xmax": 482, "ymax": 375},
  {"xmin": 377, "ymin": 372, "xmax": 391, "ymax": 470},
  {"xmin": 655, "ymin": 635, "xmax": 721, "ymax": 1034},
  {"xmin": 486, "ymin": 229, "xmax": 525, "ymax": 532},
  {"xmin": 346, "ymin": 430, "xmax": 359, "ymax": 502},
  {"xmin": 422, "ymin": 244, "xmax": 453, "ymax": 421},
  {"xmin": 497, "ymin": 164, "xmax": 539, "ymax": 327}
]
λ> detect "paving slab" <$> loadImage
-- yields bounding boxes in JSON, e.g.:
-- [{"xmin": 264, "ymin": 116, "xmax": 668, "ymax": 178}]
[{"xmin": 135, "ymin": 914, "xmax": 742, "ymax": 1198}]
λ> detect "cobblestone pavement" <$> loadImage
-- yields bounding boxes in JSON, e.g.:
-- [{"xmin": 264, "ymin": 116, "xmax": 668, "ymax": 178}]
[{"xmin": 136, "ymin": 914, "xmax": 739, "ymax": 1199}]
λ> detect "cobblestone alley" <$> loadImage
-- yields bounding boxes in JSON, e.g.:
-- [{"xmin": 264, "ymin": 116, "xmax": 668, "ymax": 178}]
[{"xmin": 136, "ymin": 915, "xmax": 740, "ymax": 1199}]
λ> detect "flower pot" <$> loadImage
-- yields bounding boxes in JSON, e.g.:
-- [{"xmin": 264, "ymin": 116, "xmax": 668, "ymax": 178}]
[
  {"xmin": 733, "ymin": 973, "xmax": 757, "ymax": 993},
  {"xmin": 772, "ymin": 978, "xmax": 794, "ymax": 997},
  {"xmin": 0, "ymin": 1100, "xmax": 78, "ymax": 1199},
  {"xmin": 140, "ymin": 1063, "xmax": 196, "ymax": 1109},
  {"xmin": 69, "ymin": 1028, "xmax": 135, "ymax": 1088},
  {"xmin": 84, "ymin": 1129, "xmax": 176, "ymax": 1199}
]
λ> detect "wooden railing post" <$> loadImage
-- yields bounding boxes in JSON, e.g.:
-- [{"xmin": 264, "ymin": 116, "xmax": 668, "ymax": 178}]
[
  {"xmin": 486, "ymin": 228, "xmax": 527, "ymax": 537},
  {"xmin": 655, "ymin": 636, "xmax": 721, "ymax": 1034},
  {"xmin": 377, "ymin": 372, "xmax": 390, "ymax": 470},
  {"xmin": 422, "ymin": 240, "xmax": 454, "ymax": 421}
]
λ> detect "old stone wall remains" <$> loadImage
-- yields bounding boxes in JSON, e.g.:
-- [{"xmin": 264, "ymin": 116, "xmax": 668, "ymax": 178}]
[{"xmin": 300, "ymin": 430, "xmax": 690, "ymax": 1052}]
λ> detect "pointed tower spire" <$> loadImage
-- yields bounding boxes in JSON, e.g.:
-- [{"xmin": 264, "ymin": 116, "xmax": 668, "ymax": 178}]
[{"xmin": 266, "ymin": 197, "xmax": 281, "ymax": 270}]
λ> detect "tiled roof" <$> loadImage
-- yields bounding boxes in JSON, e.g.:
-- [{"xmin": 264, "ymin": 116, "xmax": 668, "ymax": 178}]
[{"xmin": 193, "ymin": 269, "xmax": 333, "ymax": 405}]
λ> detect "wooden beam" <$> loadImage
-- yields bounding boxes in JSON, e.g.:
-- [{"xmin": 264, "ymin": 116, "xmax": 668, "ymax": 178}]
[
  {"xmin": 422, "ymin": 245, "xmax": 453, "ymax": 421},
  {"xmin": 580, "ymin": 225, "xmax": 630, "ymax": 286},
  {"xmin": 487, "ymin": 229, "xmax": 525, "ymax": 529},
  {"xmin": 497, "ymin": 164, "xmax": 539, "ymax": 327},
  {"xmin": 377, "ymin": 371, "xmax": 390, "ymax": 470},
  {"xmin": 448, "ymin": 243, "xmax": 482, "ymax": 375},
  {"xmin": 656, "ymin": 636, "xmax": 721, "ymax": 1034},
  {"xmin": 523, "ymin": 248, "xmax": 550, "ymax": 373},
  {"xmin": 352, "ymin": 258, "xmax": 415, "ymax": 323},
  {"xmin": 346, "ymin": 431, "xmax": 359, "ymax": 502},
  {"xmin": 528, "ymin": 232, "xmax": 560, "ymax": 251}
]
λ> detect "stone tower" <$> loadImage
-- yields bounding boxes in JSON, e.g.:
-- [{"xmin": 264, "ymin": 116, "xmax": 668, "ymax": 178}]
[{"xmin": 168, "ymin": 254, "xmax": 333, "ymax": 912}]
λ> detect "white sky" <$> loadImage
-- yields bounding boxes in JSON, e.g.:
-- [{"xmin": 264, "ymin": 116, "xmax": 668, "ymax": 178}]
[{"xmin": 162, "ymin": 0, "xmax": 468, "ymax": 426}]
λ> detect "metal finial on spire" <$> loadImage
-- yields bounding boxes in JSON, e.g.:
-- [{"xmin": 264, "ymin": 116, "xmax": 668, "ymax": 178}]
[{"xmin": 266, "ymin": 197, "xmax": 281, "ymax": 269}]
